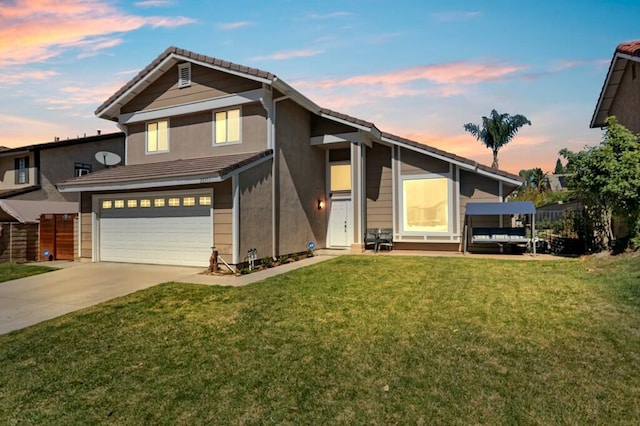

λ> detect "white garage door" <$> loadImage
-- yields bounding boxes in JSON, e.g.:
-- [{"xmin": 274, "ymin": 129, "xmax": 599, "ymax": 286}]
[{"xmin": 99, "ymin": 193, "xmax": 213, "ymax": 267}]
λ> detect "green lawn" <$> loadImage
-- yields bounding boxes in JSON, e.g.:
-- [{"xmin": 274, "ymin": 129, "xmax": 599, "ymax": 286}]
[
  {"xmin": 0, "ymin": 263, "xmax": 56, "ymax": 283},
  {"xmin": 1, "ymin": 255, "xmax": 639, "ymax": 424}
]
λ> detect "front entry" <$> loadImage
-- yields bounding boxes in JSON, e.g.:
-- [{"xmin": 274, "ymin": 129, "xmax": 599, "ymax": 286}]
[{"xmin": 328, "ymin": 198, "xmax": 353, "ymax": 247}]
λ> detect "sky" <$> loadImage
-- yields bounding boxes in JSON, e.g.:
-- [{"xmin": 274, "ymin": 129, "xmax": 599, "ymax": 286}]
[{"xmin": 1, "ymin": 0, "xmax": 639, "ymax": 174}]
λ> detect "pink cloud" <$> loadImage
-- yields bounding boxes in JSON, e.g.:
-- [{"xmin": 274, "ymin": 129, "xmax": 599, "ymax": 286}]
[
  {"xmin": 135, "ymin": 0, "xmax": 173, "ymax": 7},
  {"xmin": 217, "ymin": 21, "xmax": 253, "ymax": 30},
  {"xmin": 252, "ymin": 49, "xmax": 324, "ymax": 61},
  {"xmin": 316, "ymin": 61, "xmax": 526, "ymax": 88},
  {"xmin": 0, "ymin": 0, "xmax": 194, "ymax": 66},
  {"xmin": 0, "ymin": 69, "xmax": 58, "ymax": 84}
]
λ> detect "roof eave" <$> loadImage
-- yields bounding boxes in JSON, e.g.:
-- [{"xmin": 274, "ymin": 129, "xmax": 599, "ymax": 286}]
[{"xmin": 590, "ymin": 52, "xmax": 640, "ymax": 128}]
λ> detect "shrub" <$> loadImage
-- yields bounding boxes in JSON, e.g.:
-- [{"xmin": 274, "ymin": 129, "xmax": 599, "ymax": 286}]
[
  {"xmin": 278, "ymin": 254, "xmax": 289, "ymax": 264},
  {"xmin": 261, "ymin": 257, "xmax": 274, "ymax": 268}
]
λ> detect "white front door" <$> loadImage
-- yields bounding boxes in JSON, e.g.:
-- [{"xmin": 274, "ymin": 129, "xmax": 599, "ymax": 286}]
[{"xmin": 329, "ymin": 198, "xmax": 352, "ymax": 247}]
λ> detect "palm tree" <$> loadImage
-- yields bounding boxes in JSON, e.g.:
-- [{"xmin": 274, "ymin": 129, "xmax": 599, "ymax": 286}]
[{"xmin": 463, "ymin": 109, "xmax": 531, "ymax": 169}]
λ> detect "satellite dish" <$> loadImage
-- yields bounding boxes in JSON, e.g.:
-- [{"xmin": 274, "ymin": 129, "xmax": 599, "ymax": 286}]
[{"xmin": 95, "ymin": 151, "xmax": 122, "ymax": 167}]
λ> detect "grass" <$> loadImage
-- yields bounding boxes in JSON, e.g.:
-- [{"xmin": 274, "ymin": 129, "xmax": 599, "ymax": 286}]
[
  {"xmin": 1, "ymin": 255, "xmax": 639, "ymax": 424},
  {"xmin": 0, "ymin": 263, "xmax": 56, "ymax": 283}
]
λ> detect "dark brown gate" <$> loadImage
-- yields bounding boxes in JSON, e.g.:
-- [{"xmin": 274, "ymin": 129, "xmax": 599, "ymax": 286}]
[{"xmin": 39, "ymin": 214, "xmax": 76, "ymax": 261}]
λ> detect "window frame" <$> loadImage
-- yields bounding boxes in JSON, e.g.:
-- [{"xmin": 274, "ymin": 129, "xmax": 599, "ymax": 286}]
[
  {"xmin": 146, "ymin": 119, "xmax": 170, "ymax": 154},
  {"xmin": 399, "ymin": 173, "xmax": 453, "ymax": 236},
  {"xmin": 74, "ymin": 162, "xmax": 92, "ymax": 177},
  {"xmin": 329, "ymin": 161, "xmax": 352, "ymax": 193},
  {"xmin": 212, "ymin": 107, "xmax": 242, "ymax": 146},
  {"xmin": 15, "ymin": 156, "xmax": 29, "ymax": 184}
]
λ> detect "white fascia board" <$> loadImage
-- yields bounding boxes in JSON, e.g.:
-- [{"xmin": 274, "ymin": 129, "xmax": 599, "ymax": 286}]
[
  {"xmin": 119, "ymin": 88, "xmax": 265, "ymax": 125},
  {"xmin": 185, "ymin": 56, "xmax": 273, "ymax": 85},
  {"xmin": 271, "ymin": 78, "xmax": 320, "ymax": 113},
  {"xmin": 310, "ymin": 132, "xmax": 361, "ymax": 146},
  {"xmin": 590, "ymin": 53, "xmax": 640, "ymax": 128},
  {"xmin": 99, "ymin": 55, "xmax": 177, "ymax": 120},
  {"xmin": 381, "ymin": 135, "xmax": 522, "ymax": 186},
  {"xmin": 99, "ymin": 52, "xmax": 273, "ymax": 120},
  {"xmin": 58, "ymin": 175, "xmax": 226, "ymax": 193}
]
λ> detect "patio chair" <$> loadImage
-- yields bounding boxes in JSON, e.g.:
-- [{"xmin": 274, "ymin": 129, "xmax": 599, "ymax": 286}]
[
  {"xmin": 364, "ymin": 228, "xmax": 378, "ymax": 251},
  {"xmin": 377, "ymin": 228, "xmax": 393, "ymax": 252}
]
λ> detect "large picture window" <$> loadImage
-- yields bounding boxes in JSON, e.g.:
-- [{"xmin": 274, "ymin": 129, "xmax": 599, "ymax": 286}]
[
  {"xmin": 147, "ymin": 120, "xmax": 169, "ymax": 153},
  {"xmin": 214, "ymin": 108, "xmax": 240, "ymax": 144},
  {"xmin": 402, "ymin": 176, "xmax": 450, "ymax": 233}
]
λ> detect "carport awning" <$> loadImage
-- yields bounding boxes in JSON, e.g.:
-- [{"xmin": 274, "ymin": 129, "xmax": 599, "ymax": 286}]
[{"xmin": 465, "ymin": 201, "xmax": 536, "ymax": 216}]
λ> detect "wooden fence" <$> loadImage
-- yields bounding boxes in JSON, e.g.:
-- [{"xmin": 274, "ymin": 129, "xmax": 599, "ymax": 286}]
[{"xmin": 0, "ymin": 222, "xmax": 39, "ymax": 263}]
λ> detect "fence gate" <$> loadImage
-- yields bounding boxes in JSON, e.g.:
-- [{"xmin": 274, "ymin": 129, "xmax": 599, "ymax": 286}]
[{"xmin": 39, "ymin": 214, "xmax": 76, "ymax": 261}]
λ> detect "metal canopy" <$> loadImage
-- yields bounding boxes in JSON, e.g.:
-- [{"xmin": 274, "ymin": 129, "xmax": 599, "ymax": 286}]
[
  {"xmin": 465, "ymin": 201, "xmax": 536, "ymax": 216},
  {"xmin": 463, "ymin": 201, "xmax": 537, "ymax": 256}
]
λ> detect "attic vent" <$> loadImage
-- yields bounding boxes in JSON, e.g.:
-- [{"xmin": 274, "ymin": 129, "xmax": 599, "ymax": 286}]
[{"xmin": 178, "ymin": 63, "xmax": 191, "ymax": 88}]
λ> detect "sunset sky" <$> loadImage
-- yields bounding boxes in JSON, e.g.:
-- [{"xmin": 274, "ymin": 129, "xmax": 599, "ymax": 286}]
[{"xmin": 1, "ymin": 0, "xmax": 639, "ymax": 173}]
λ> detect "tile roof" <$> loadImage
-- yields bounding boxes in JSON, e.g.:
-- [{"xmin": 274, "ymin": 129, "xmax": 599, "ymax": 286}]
[
  {"xmin": 616, "ymin": 40, "xmax": 640, "ymax": 56},
  {"xmin": 0, "ymin": 132, "xmax": 124, "ymax": 156},
  {"xmin": 95, "ymin": 46, "xmax": 275, "ymax": 116},
  {"xmin": 95, "ymin": 46, "xmax": 525, "ymax": 184},
  {"xmin": 58, "ymin": 150, "xmax": 272, "ymax": 188}
]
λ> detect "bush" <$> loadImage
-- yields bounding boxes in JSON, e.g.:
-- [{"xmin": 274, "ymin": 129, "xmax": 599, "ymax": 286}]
[
  {"xmin": 261, "ymin": 257, "xmax": 274, "ymax": 268},
  {"xmin": 306, "ymin": 249, "xmax": 314, "ymax": 258},
  {"xmin": 278, "ymin": 254, "xmax": 289, "ymax": 264}
]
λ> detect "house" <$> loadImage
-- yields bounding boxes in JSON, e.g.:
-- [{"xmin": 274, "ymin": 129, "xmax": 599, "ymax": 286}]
[
  {"xmin": 591, "ymin": 40, "xmax": 640, "ymax": 132},
  {"xmin": 0, "ymin": 133, "xmax": 124, "ymax": 261},
  {"xmin": 0, "ymin": 132, "xmax": 125, "ymax": 203},
  {"xmin": 57, "ymin": 46, "xmax": 523, "ymax": 268}
]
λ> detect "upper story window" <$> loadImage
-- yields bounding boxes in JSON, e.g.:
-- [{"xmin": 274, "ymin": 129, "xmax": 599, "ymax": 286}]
[
  {"xmin": 178, "ymin": 63, "xmax": 191, "ymax": 88},
  {"xmin": 147, "ymin": 120, "xmax": 169, "ymax": 153},
  {"xmin": 214, "ymin": 108, "xmax": 241, "ymax": 145},
  {"xmin": 15, "ymin": 157, "xmax": 29, "ymax": 184},
  {"xmin": 75, "ymin": 163, "xmax": 92, "ymax": 177}
]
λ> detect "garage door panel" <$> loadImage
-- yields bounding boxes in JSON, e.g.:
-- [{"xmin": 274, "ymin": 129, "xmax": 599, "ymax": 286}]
[{"xmin": 99, "ymin": 202, "xmax": 213, "ymax": 267}]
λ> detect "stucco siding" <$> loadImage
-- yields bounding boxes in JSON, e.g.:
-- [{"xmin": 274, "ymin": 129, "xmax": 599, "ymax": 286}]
[
  {"xmin": 125, "ymin": 103, "xmax": 267, "ymax": 165},
  {"xmin": 239, "ymin": 160, "xmax": 272, "ymax": 263},
  {"xmin": 121, "ymin": 64, "xmax": 262, "ymax": 114},
  {"xmin": 366, "ymin": 143, "xmax": 392, "ymax": 229},
  {"xmin": 0, "ymin": 152, "xmax": 36, "ymax": 192},
  {"xmin": 608, "ymin": 61, "xmax": 640, "ymax": 133},
  {"xmin": 276, "ymin": 100, "xmax": 326, "ymax": 254}
]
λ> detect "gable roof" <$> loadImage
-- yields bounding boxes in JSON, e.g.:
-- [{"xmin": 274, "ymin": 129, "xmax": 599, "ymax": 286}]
[
  {"xmin": 591, "ymin": 40, "xmax": 640, "ymax": 128},
  {"xmin": 58, "ymin": 150, "xmax": 272, "ymax": 192},
  {"xmin": 97, "ymin": 46, "xmax": 522, "ymax": 185},
  {"xmin": 0, "ymin": 132, "xmax": 124, "ymax": 157}
]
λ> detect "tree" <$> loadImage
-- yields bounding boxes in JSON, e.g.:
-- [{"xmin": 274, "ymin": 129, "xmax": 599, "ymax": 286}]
[
  {"xmin": 560, "ymin": 116, "xmax": 640, "ymax": 250},
  {"xmin": 463, "ymin": 109, "xmax": 531, "ymax": 169},
  {"xmin": 553, "ymin": 158, "xmax": 565, "ymax": 174}
]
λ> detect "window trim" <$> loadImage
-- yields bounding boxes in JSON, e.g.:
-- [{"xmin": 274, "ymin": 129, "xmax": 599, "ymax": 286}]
[
  {"xmin": 329, "ymin": 161, "xmax": 352, "ymax": 193},
  {"xmin": 15, "ymin": 156, "xmax": 29, "ymax": 184},
  {"xmin": 212, "ymin": 107, "xmax": 242, "ymax": 146},
  {"xmin": 74, "ymin": 162, "xmax": 92, "ymax": 177},
  {"xmin": 399, "ymin": 173, "xmax": 453, "ymax": 236},
  {"xmin": 146, "ymin": 119, "xmax": 170, "ymax": 154}
]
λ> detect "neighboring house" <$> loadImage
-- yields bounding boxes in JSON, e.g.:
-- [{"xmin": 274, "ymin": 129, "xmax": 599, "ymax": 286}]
[
  {"xmin": 547, "ymin": 174, "xmax": 568, "ymax": 193},
  {"xmin": 591, "ymin": 40, "xmax": 640, "ymax": 132},
  {"xmin": 58, "ymin": 46, "xmax": 523, "ymax": 268},
  {"xmin": 0, "ymin": 132, "xmax": 125, "ymax": 203}
]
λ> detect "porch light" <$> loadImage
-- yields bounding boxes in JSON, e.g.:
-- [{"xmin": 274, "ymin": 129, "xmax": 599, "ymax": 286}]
[{"xmin": 318, "ymin": 199, "xmax": 325, "ymax": 210}]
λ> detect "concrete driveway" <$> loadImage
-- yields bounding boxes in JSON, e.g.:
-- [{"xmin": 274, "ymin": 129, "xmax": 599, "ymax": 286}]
[{"xmin": 0, "ymin": 262, "xmax": 202, "ymax": 335}]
